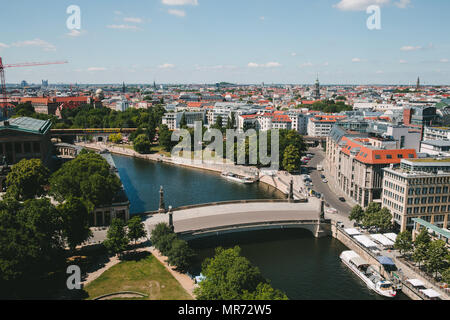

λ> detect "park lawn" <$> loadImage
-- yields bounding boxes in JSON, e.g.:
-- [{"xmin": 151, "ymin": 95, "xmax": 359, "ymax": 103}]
[{"xmin": 83, "ymin": 253, "xmax": 193, "ymax": 300}]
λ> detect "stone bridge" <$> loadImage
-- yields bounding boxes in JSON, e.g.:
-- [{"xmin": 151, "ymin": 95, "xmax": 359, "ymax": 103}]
[{"xmin": 143, "ymin": 198, "xmax": 331, "ymax": 240}]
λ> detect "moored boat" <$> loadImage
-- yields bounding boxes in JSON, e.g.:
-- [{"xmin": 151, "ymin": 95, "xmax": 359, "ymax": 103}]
[
  {"xmin": 340, "ymin": 250, "xmax": 397, "ymax": 298},
  {"xmin": 221, "ymin": 172, "xmax": 255, "ymax": 184}
]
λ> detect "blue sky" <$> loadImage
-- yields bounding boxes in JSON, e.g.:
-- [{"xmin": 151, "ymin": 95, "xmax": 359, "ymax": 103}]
[{"xmin": 0, "ymin": 0, "xmax": 449, "ymax": 84}]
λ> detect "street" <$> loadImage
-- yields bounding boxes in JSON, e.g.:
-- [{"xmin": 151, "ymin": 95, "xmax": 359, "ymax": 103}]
[{"xmin": 306, "ymin": 147, "xmax": 352, "ymax": 225}]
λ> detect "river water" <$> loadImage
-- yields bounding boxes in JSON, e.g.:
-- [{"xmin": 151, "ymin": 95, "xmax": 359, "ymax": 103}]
[{"xmin": 112, "ymin": 154, "xmax": 407, "ymax": 300}]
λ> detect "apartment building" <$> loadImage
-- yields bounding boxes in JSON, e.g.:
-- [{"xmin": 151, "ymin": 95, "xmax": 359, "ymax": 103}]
[
  {"xmin": 423, "ymin": 126, "xmax": 450, "ymax": 141},
  {"xmin": 326, "ymin": 126, "xmax": 417, "ymax": 207},
  {"xmin": 382, "ymin": 158, "xmax": 450, "ymax": 232},
  {"xmin": 307, "ymin": 115, "xmax": 347, "ymax": 137}
]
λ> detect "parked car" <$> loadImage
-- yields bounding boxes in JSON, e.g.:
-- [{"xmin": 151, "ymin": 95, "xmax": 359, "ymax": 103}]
[
  {"xmin": 322, "ymin": 179, "xmax": 328, "ymax": 183},
  {"xmin": 338, "ymin": 197, "xmax": 346, "ymax": 202}
]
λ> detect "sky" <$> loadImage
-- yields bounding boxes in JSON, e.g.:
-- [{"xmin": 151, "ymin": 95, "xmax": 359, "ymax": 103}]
[{"xmin": 0, "ymin": 0, "xmax": 449, "ymax": 85}]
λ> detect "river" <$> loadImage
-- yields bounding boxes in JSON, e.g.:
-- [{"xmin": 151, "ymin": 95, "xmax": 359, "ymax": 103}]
[{"xmin": 112, "ymin": 154, "xmax": 408, "ymax": 300}]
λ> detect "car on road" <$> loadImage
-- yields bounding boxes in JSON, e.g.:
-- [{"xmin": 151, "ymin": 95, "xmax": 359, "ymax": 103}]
[
  {"xmin": 326, "ymin": 208, "xmax": 337, "ymax": 214},
  {"xmin": 322, "ymin": 179, "xmax": 328, "ymax": 183},
  {"xmin": 338, "ymin": 197, "xmax": 346, "ymax": 202}
]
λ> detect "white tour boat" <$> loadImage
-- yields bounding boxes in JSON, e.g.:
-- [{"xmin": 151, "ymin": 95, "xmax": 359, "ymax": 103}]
[
  {"xmin": 221, "ymin": 172, "xmax": 255, "ymax": 184},
  {"xmin": 340, "ymin": 250, "xmax": 397, "ymax": 298}
]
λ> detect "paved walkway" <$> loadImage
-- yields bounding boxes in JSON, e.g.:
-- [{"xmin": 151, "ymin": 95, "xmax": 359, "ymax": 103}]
[{"xmin": 148, "ymin": 247, "xmax": 196, "ymax": 299}]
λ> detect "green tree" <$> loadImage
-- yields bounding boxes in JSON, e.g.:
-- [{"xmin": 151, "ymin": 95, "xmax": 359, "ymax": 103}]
[
  {"xmin": 133, "ymin": 134, "xmax": 152, "ymax": 154},
  {"xmin": 0, "ymin": 198, "xmax": 64, "ymax": 294},
  {"xmin": 127, "ymin": 216, "xmax": 146, "ymax": 246},
  {"xmin": 159, "ymin": 124, "xmax": 175, "ymax": 152},
  {"xmin": 167, "ymin": 239, "xmax": 196, "ymax": 273},
  {"xmin": 374, "ymin": 207, "xmax": 393, "ymax": 232},
  {"xmin": 424, "ymin": 240, "xmax": 449, "ymax": 278},
  {"xmin": 242, "ymin": 282, "xmax": 289, "ymax": 300},
  {"xmin": 212, "ymin": 115, "xmax": 223, "ymax": 131},
  {"xmin": 157, "ymin": 233, "xmax": 177, "ymax": 256},
  {"xmin": 109, "ymin": 133, "xmax": 122, "ymax": 144},
  {"xmin": 194, "ymin": 246, "xmax": 273, "ymax": 300},
  {"xmin": 49, "ymin": 152, "xmax": 121, "ymax": 209},
  {"xmin": 103, "ymin": 218, "xmax": 129, "ymax": 257},
  {"xmin": 394, "ymin": 231, "xmax": 413, "ymax": 256},
  {"xmin": 349, "ymin": 205, "xmax": 365, "ymax": 224},
  {"xmin": 282, "ymin": 144, "xmax": 301, "ymax": 173},
  {"xmin": 5, "ymin": 159, "xmax": 49, "ymax": 201},
  {"xmin": 442, "ymin": 268, "xmax": 450, "ymax": 284},
  {"xmin": 58, "ymin": 197, "xmax": 92, "ymax": 251},
  {"xmin": 415, "ymin": 228, "xmax": 431, "ymax": 247},
  {"xmin": 150, "ymin": 223, "xmax": 174, "ymax": 248},
  {"xmin": 179, "ymin": 113, "xmax": 187, "ymax": 129},
  {"xmin": 412, "ymin": 242, "xmax": 429, "ymax": 268}
]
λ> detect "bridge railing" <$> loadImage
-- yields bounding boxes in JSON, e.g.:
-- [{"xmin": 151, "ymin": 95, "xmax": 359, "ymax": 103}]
[{"xmin": 137, "ymin": 198, "xmax": 309, "ymax": 217}]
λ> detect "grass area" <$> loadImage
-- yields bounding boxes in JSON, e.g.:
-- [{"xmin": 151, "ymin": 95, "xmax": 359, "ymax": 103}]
[{"xmin": 83, "ymin": 252, "xmax": 193, "ymax": 300}]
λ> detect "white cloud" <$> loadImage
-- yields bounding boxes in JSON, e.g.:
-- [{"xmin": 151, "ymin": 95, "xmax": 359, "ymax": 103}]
[
  {"xmin": 323, "ymin": 62, "xmax": 330, "ymax": 66},
  {"xmin": 376, "ymin": 70, "xmax": 384, "ymax": 74},
  {"xmin": 114, "ymin": 11, "xmax": 123, "ymax": 15},
  {"xmin": 260, "ymin": 16, "xmax": 265, "ymax": 21},
  {"xmin": 196, "ymin": 65, "xmax": 237, "ymax": 70},
  {"xmin": 0, "ymin": 43, "xmax": 10, "ymax": 48},
  {"xmin": 440, "ymin": 58, "xmax": 449, "ymax": 63},
  {"xmin": 162, "ymin": 0, "xmax": 198, "ymax": 5},
  {"xmin": 334, "ymin": 0, "xmax": 390, "ymax": 11},
  {"xmin": 248, "ymin": 62, "xmax": 282, "ymax": 68},
  {"xmin": 399, "ymin": 59, "xmax": 407, "ymax": 64},
  {"xmin": 159, "ymin": 63, "xmax": 175, "ymax": 69},
  {"xmin": 107, "ymin": 24, "xmax": 140, "ymax": 30},
  {"xmin": 401, "ymin": 45, "xmax": 422, "ymax": 51},
  {"xmin": 123, "ymin": 17, "xmax": 143, "ymax": 23},
  {"xmin": 352, "ymin": 57, "xmax": 362, "ymax": 63},
  {"xmin": 291, "ymin": 52, "xmax": 297, "ymax": 57},
  {"xmin": 12, "ymin": 38, "xmax": 56, "ymax": 51},
  {"xmin": 168, "ymin": 9, "xmax": 186, "ymax": 17},
  {"xmin": 66, "ymin": 29, "xmax": 82, "ymax": 37},
  {"xmin": 87, "ymin": 67, "xmax": 107, "ymax": 72},
  {"xmin": 299, "ymin": 62, "xmax": 313, "ymax": 68},
  {"xmin": 394, "ymin": 0, "xmax": 411, "ymax": 8}
]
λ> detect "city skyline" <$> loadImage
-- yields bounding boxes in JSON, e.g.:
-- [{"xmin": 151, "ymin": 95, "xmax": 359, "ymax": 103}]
[{"xmin": 0, "ymin": 0, "xmax": 449, "ymax": 84}]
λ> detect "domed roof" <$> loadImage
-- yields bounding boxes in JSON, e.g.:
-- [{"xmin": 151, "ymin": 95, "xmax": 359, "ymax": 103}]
[{"xmin": 95, "ymin": 89, "xmax": 103, "ymax": 95}]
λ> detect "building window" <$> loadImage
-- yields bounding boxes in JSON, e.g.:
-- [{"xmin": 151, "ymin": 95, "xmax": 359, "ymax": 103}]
[{"xmin": 428, "ymin": 197, "xmax": 434, "ymax": 204}]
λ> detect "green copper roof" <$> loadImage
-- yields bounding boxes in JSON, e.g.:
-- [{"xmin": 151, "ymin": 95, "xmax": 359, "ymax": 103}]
[
  {"xmin": 412, "ymin": 218, "xmax": 450, "ymax": 239},
  {"xmin": 0, "ymin": 117, "xmax": 52, "ymax": 135}
]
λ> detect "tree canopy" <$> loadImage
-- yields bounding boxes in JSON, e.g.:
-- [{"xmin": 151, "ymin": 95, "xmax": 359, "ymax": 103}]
[
  {"xmin": 5, "ymin": 159, "xmax": 49, "ymax": 201},
  {"xmin": 194, "ymin": 246, "xmax": 288, "ymax": 300},
  {"xmin": 49, "ymin": 152, "xmax": 121, "ymax": 209}
]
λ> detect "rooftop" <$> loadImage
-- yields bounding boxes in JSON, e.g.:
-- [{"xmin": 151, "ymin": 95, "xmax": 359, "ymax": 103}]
[
  {"xmin": 0, "ymin": 117, "xmax": 52, "ymax": 135},
  {"xmin": 412, "ymin": 218, "xmax": 450, "ymax": 240}
]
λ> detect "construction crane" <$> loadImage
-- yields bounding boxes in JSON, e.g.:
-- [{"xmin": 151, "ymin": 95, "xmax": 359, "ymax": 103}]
[{"xmin": 0, "ymin": 57, "xmax": 68, "ymax": 114}]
